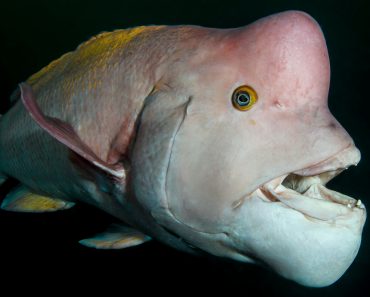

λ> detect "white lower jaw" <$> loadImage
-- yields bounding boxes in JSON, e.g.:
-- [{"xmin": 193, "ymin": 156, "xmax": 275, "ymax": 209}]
[{"xmin": 228, "ymin": 191, "xmax": 366, "ymax": 287}]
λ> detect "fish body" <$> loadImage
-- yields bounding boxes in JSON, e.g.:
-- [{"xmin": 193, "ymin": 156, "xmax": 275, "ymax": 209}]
[
  {"xmin": 0, "ymin": 11, "xmax": 366, "ymax": 287},
  {"xmin": 0, "ymin": 25, "xmax": 198, "ymax": 252}
]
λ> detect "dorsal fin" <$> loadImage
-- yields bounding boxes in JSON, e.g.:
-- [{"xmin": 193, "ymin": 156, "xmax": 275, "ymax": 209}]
[{"xmin": 26, "ymin": 26, "xmax": 164, "ymax": 87}]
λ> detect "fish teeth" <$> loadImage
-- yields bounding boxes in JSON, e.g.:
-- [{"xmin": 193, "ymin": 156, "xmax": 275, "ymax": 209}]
[
  {"xmin": 356, "ymin": 199, "xmax": 365, "ymax": 209},
  {"xmin": 264, "ymin": 184, "xmax": 352, "ymax": 220},
  {"xmin": 259, "ymin": 171, "xmax": 366, "ymax": 213},
  {"xmin": 315, "ymin": 184, "xmax": 362, "ymax": 208},
  {"xmin": 261, "ymin": 182, "xmax": 365, "ymax": 220}
]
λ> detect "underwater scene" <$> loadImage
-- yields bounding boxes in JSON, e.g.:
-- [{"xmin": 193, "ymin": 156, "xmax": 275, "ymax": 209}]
[{"xmin": 0, "ymin": 0, "xmax": 369, "ymax": 296}]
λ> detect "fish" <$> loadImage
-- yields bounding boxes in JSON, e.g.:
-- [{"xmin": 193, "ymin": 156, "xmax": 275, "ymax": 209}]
[{"xmin": 0, "ymin": 10, "xmax": 366, "ymax": 287}]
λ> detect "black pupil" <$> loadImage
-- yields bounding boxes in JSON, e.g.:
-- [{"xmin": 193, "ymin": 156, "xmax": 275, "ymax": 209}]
[{"xmin": 236, "ymin": 92, "xmax": 250, "ymax": 106}]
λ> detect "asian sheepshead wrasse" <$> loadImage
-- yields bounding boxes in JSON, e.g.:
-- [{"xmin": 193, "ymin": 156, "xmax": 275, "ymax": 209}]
[{"xmin": 0, "ymin": 11, "xmax": 366, "ymax": 287}]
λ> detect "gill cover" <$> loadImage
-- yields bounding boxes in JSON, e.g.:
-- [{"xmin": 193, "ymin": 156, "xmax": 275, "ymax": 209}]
[{"xmin": 131, "ymin": 90, "xmax": 191, "ymax": 220}]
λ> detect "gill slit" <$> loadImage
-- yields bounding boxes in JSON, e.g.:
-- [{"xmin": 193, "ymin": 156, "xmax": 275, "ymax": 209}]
[{"xmin": 163, "ymin": 96, "xmax": 229, "ymax": 237}]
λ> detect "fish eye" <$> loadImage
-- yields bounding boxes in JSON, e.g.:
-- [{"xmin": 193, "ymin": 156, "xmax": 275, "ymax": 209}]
[{"xmin": 232, "ymin": 85, "xmax": 258, "ymax": 111}]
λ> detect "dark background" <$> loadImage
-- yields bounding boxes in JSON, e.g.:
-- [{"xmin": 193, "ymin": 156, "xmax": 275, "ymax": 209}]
[{"xmin": 0, "ymin": 0, "xmax": 369, "ymax": 295}]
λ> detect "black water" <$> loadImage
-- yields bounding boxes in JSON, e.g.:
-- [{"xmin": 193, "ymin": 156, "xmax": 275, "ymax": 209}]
[{"xmin": 0, "ymin": 0, "xmax": 369, "ymax": 295}]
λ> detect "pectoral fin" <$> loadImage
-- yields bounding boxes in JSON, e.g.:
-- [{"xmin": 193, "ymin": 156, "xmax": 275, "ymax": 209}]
[
  {"xmin": 1, "ymin": 185, "xmax": 75, "ymax": 212},
  {"xmin": 19, "ymin": 83, "xmax": 125, "ymax": 180},
  {"xmin": 79, "ymin": 224, "xmax": 151, "ymax": 249}
]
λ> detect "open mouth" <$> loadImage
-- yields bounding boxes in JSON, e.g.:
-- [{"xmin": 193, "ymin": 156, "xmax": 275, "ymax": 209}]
[{"xmin": 256, "ymin": 146, "xmax": 365, "ymax": 221}]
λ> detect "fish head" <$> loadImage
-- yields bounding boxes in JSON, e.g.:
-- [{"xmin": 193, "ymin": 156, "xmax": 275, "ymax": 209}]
[{"xmin": 132, "ymin": 11, "xmax": 366, "ymax": 287}]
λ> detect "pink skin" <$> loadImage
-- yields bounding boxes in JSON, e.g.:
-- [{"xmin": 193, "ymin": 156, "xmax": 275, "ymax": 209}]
[
  {"xmin": 165, "ymin": 11, "xmax": 356, "ymax": 229},
  {"xmin": 133, "ymin": 11, "xmax": 365, "ymax": 286},
  {"xmin": 0, "ymin": 10, "xmax": 365, "ymax": 288}
]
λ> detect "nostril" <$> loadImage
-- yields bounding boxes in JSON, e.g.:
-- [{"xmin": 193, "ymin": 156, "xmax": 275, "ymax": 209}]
[{"xmin": 272, "ymin": 99, "xmax": 284, "ymax": 109}]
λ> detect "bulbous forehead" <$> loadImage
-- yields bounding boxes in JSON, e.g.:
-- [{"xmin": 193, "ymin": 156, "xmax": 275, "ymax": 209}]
[
  {"xmin": 234, "ymin": 11, "xmax": 330, "ymax": 105},
  {"xmin": 179, "ymin": 11, "xmax": 330, "ymax": 109}
]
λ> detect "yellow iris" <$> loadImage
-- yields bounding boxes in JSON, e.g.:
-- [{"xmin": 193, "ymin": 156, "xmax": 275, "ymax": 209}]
[{"xmin": 232, "ymin": 85, "xmax": 258, "ymax": 111}]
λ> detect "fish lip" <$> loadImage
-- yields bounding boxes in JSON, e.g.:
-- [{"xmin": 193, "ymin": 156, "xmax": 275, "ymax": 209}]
[
  {"xmin": 254, "ymin": 144, "xmax": 365, "ymax": 220},
  {"xmin": 292, "ymin": 144, "xmax": 361, "ymax": 176}
]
